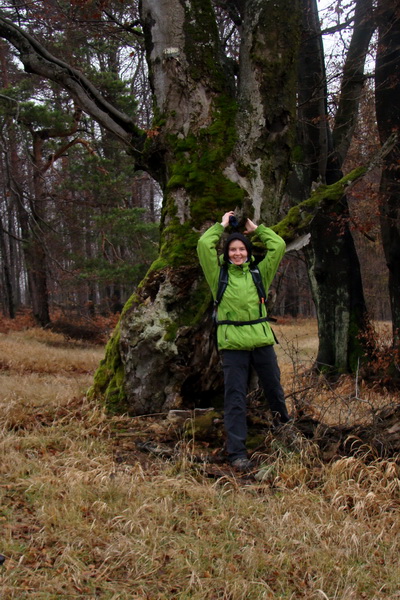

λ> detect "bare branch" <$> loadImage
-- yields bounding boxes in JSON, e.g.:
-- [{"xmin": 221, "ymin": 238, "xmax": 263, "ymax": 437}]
[{"xmin": 0, "ymin": 14, "xmax": 146, "ymax": 152}]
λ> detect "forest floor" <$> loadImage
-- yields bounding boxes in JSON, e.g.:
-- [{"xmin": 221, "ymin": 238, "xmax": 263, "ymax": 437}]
[{"xmin": 0, "ymin": 318, "xmax": 399, "ymax": 599}]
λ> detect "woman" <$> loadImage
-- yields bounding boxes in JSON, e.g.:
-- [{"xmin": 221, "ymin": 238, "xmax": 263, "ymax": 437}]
[{"xmin": 197, "ymin": 210, "xmax": 291, "ymax": 471}]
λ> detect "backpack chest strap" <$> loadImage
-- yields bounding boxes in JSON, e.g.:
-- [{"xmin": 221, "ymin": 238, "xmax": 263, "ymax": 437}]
[{"xmin": 215, "ymin": 316, "xmax": 270, "ymax": 326}]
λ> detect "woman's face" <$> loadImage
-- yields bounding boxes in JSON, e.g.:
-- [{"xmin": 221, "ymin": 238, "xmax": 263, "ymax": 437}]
[{"xmin": 228, "ymin": 240, "xmax": 248, "ymax": 265}]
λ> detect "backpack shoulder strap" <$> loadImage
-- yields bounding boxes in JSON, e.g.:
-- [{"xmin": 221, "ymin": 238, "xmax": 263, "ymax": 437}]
[
  {"xmin": 215, "ymin": 263, "xmax": 229, "ymax": 305},
  {"xmin": 249, "ymin": 265, "xmax": 267, "ymax": 303}
]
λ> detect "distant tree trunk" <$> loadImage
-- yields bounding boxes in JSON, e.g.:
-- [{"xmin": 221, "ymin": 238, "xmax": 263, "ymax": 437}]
[
  {"xmin": 26, "ymin": 132, "xmax": 51, "ymax": 326},
  {"xmin": 85, "ymin": 213, "xmax": 96, "ymax": 317},
  {"xmin": 375, "ymin": 0, "xmax": 400, "ymax": 358},
  {"xmin": 0, "ymin": 42, "xmax": 49, "ymax": 325},
  {"xmin": 0, "ymin": 44, "xmax": 15, "ymax": 318},
  {"xmin": 0, "ymin": 222, "xmax": 15, "ymax": 318},
  {"xmin": 1, "ymin": 123, "xmax": 35, "ymax": 318},
  {"xmin": 0, "ymin": 39, "xmax": 50, "ymax": 325}
]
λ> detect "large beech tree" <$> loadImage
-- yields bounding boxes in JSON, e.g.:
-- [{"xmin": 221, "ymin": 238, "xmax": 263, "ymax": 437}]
[{"xmin": 0, "ymin": 0, "xmax": 392, "ymax": 413}]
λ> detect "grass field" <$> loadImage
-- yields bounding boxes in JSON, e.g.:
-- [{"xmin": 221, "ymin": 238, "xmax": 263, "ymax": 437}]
[{"xmin": 0, "ymin": 321, "xmax": 399, "ymax": 599}]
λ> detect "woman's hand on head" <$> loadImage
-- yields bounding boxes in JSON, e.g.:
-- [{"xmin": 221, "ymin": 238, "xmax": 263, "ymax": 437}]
[
  {"xmin": 221, "ymin": 211, "xmax": 235, "ymax": 228},
  {"xmin": 244, "ymin": 218, "xmax": 257, "ymax": 234}
]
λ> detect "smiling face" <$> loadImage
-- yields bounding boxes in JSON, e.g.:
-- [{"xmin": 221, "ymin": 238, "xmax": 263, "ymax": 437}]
[{"xmin": 228, "ymin": 240, "xmax": 248, "ymax": 265}]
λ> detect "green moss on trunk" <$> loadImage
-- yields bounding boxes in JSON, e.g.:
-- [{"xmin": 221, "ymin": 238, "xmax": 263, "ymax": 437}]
[
  {"xmin": 89, "ymin": 323, "xmax": 128, "ymax": 412},
  {"xmin": 155, "ymin": 96, "xmax": 244, "ymax": 269},
  {"xmin": 88, "ymin": 292, "xmax": 141, "ymax": 410},
  {"xmin": 272, "ymin": 166, "xmax": 367, "ymax": 242}
]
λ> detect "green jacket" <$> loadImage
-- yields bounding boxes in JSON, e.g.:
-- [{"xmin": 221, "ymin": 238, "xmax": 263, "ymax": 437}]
[{"xmin": 197, "ymin": 222, "xmax": 286, "ymax": 350}]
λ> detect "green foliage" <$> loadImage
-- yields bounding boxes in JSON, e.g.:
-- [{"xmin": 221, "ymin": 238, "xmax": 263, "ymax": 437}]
[
  {"xmin": 59, "ymin": 146, "xmax": 138, "ymax": 197},
  {"xmin": 0, "ymin": 88, "xmax": 74, "ymax": 131},
  {"xmin": 86, "ymin": 67, "xmax": 138, "ymax": 117},
  {"xmin": 18, "ymin": 101, "xmax": 73, "ymax": 130},
  {"xmin": 71, "ymin": 208, "xmax": 159, "ymax": 287}
]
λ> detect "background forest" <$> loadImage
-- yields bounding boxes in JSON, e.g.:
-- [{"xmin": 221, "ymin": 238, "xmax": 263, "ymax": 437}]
[
  {"xmin": 0, "ymin": 0, "xmax": 394, "ymax": 323},
  {"xmin": 0, "ymin": 0, "xmax": 161, "ymax": 325}
]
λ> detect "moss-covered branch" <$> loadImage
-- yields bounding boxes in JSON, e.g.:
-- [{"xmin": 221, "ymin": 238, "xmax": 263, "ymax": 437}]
[
  {"xmin": 272, "ymin": 166, "xmax": 366, "ymax": 242},
  {"xmin": 273, "ymin": 131, "xmax": 398, "ymax": 242}
]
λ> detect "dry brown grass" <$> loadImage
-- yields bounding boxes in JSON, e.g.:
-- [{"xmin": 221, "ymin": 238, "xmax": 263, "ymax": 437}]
[{"xmin": 1, "ymin": 323, "xmax": 399, "ymax": 599}]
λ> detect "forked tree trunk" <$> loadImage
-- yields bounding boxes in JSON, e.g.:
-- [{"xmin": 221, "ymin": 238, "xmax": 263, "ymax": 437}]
[
  {"xmin": 91, "ymin": 0, "xmax": 302, "ymax": 414},
  {"xmin": 296, "ymin": 0, "xmax": 373, "ymax": 373}
]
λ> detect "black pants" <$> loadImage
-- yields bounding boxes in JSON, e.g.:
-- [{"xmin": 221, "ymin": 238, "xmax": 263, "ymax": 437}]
[{"xmin": 221, "ymin": 345, "xmax": 290, "ymax": 462}]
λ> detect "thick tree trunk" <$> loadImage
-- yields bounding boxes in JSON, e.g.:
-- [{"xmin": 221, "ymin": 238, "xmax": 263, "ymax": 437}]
[
  {"xmin": 95, "ymin": 0, "xmax": 240, "ymax": 413},
  {"xmin": 375, "ymin": 0, "xmax": 400, "ymax": 359},
  {"xmin": 90, "ymin": 0, "xmax": 302, "ymax": 414},
  {"xmin": 295, "ymin": 0, "xmax": 373, "ymax": 373},
  {"xmin": 229, "ymin": 0, "xmax": 301, "ymax": 223},
  {"xmin": 296, "ymin": 0, "xmax": 329, "ymax": 188},
  {"xmin": 305, "ymin": 209, "xmax": 368, "ymax": 373}
]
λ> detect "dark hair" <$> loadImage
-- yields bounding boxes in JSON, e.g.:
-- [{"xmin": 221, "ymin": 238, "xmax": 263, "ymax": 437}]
[{"xmin": 223, "ymin": 233, "xmax": 252, "ymax": 263}]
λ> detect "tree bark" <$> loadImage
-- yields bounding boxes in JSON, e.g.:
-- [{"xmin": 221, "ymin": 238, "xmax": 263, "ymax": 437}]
[
  {"xmin": 296, "ymin": 0, "xmax": 374, "ymax": 373},
  {"xmin": 228, "ymin": 0, "xmax": 301, "ymax": 223},
  {"xmin": 375, "ymin": 0, "xmax": 400, "ymax": 359}
]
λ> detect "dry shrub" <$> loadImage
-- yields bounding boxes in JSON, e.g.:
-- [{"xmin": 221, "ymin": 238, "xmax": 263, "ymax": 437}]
[
  {"xmin": 21, "ymin": 327, "xmax": 70, "ymax": 345},
  {"xmin": 47, "ymin": 311, "xmax": 120, "ymax": 344},
  {"xmin": 0, "ymin": 309, "xmax": 35, "ymax": 333},
  {"xmin": 0, "ymin": 309, "xmax": 119, "ymax": 343},
  {"xmin": 359, "ymin": 320, "xmax": 400, "ymax": 385},
  {"xmin": 275, "ymin": 319, "xmax": 400, "ymax": 428},
  {"xmin": 302, "ymin": 373, "xmax": 395, "ymax": 426},
  {"xmin": 48, "ymin": 319, "xmax": 107, "ymax": 344}
]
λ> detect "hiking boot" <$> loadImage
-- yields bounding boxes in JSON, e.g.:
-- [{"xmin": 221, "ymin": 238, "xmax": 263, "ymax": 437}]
[{"xmin": 231, "ymin": 457, "xmax": 253, "ymax": 472}]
